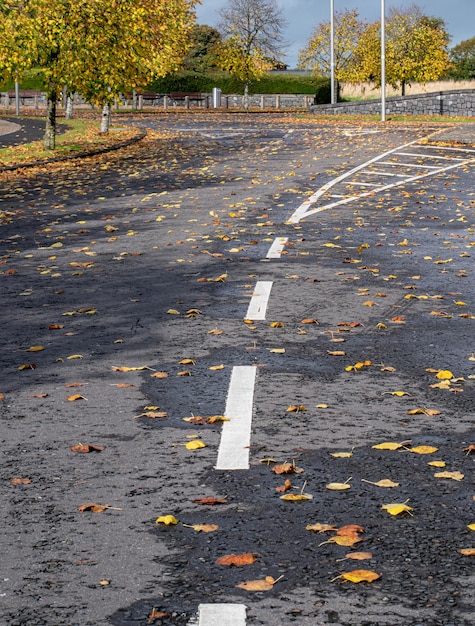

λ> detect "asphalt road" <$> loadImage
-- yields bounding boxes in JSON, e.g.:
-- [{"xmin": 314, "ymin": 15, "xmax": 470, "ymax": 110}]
[{"xmin": 1, "ymin": 113, "xmax": 474, "ymax": 626}]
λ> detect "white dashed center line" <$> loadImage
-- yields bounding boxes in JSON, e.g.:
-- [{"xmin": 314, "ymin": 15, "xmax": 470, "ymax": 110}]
[
  {"xmin": 215, "ymin": 366, "xmax": 257, "ymax": 470},
  {"xmin": 245, "ymin": 280, "xmax": 273, "ymax": 320},
  {"xmin": 197, "ymin": 603, "xmax": 247, "ymax": 625}
]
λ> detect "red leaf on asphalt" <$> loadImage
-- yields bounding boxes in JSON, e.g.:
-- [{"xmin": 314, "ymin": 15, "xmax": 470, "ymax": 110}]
[{"xmin": 192, "ymin": 497, "xmax": 228, "ymax": 505}]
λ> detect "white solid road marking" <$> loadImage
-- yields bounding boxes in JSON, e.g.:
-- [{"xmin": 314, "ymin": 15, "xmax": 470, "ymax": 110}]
[
  {"xmin": 198, "ymin": 604, "xmax": 247, "ymax": 626},
  {"xmin": 266, "ymin": 237, "xmax": 288, "ymax": 258},
  {"xmin": 245, "ymin": 280, "xmax": 273, "ymax": 320},
  {"xmin": 288, "ymin": 138, "xmax": 475, "ymax": 223},
  {"xmin": 215, "ymin": 366, "xmax": 257, "ymax": 470}
]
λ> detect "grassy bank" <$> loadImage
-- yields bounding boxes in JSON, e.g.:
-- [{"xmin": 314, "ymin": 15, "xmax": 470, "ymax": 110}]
[{"xmin": 0, "ymin": 118, "xmax": 139, "ymax": 167}]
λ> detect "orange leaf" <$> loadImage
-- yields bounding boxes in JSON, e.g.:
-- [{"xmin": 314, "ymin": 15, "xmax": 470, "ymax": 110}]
[
  {"xmin": 70, "ymin": 444, "xmax": 105, "ymax": 453},
  {"xmin": 236, "ymin": 576, "xmax": 275, "ymax": 591},
  {"xmin": 272, "ymin": 463, "xmax": 303, "ymax": 474},
  {"xmin": 216, "ymin": 553, "xmax": 257, "ymax": 566},
  {"xmin": 67, "ymin": 394, "xmax": 87, "ymax": 401},
  {"xmin": 338, "ymin": 569, "xmax": 381, "ymax": 583},
  {"xmin": 275, "ymin": 479, "xmax": 292, "ymax": 493},
  {"xmin": 345, "ymin": 552, "xmax": 373, "ymax": 561},
  {"xmin": 459, "ymin": 548, "xmax": 475, "ymax": 556},
  {"xmin": 78, "ymin": 503, "xmax": 109, "ymax": 513}
]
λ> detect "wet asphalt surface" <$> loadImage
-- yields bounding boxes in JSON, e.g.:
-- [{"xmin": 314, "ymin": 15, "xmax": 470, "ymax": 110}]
[{"xmin": 0, "ymin": 112, "xmax": 474, "ymax": 626}]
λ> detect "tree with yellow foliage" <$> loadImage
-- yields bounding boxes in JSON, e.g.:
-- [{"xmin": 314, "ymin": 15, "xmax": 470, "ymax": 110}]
[
  {"xmin": 0, "ymin": 0, "xmax": 198, "ymax": 148},
  {"xmin": 297, "ymin": 9, "xmax": 367, "ymax": 99},
  {"xmin": 345, "ymin": 5, "xmax": 450, "ymax": 95}
]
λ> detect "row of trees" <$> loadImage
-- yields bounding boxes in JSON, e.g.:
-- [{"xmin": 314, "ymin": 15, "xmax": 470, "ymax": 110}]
[
  {"xmin": 299, "ymin": 5, "xmax": 450, "ymax": 96},
  {"xmin": 186, "ymin": 2, "xmax": 475, "ymax": 95},
  {"xmin": 0, "ymin": 0, "xmax": 198, "ymax": 147}
]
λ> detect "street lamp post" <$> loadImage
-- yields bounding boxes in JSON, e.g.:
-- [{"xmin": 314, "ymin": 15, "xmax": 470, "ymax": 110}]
[
  {"xmin": 381, "ymin": 0, "xmax": 386, "ymax": 121},
  {"xmin": 330, "ymin": 0, "xmax": 335, "ymax": 104}
]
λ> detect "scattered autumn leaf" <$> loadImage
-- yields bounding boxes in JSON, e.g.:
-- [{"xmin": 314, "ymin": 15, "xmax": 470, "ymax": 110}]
[
  {"xmin": 11, "ymin": 477, "xmax": 31, "ymax": 485},
  {"xmin": 275, "ymin": 479, "xmax": 292, "ymax": 493},
  {"xmin": 343, "ymin": 552, "xmax": 373, "ymax": 561},
  {"xmin": 216, "ymin": 553, "xmax": 257, "ymax": 566},
  {"xmin": 306, "ymin": 523, "xmax": 336, "ymax": 533},
  {"xmin": 286, "ymin": 404, "xmax": 307, "ymax": 413},
  {"xmin": 78, "ymin": 503, "xmax": 110, "ymax": 513},
  {"xmin": 28, "ymin": 345, "xmax": 44, "ymax": 352},
  {"xmin": 410, "ymin": 445, "xmax": 438, "ymax": 455},
  {"xmin": 333, "ymin": 570, "xmax": 381, "ymax": 583},
  {"xmin": 434, "ymin": 471, "xmax": 464, "ymax": 481},
  {"xmin": 183, "ymin": 524, "xmax": 219, "ymax": 533},
  {"xmin": 382, "ymin": 501, "xmax": 413, "ymax": 516},
  {"xmin": 280, "ymin": 492, "xmax": 313, "ymax": 501},
  {"xmin": 272, "ymin": 462, "xmax": 304, "ymax": 475},
  {"xmin": 185, "ymin": 440, "xmax": 206, "ymax": 450},
  {"xmin": 236, "ymin": 576, "xmax": 277, "ymax": 591},
  {"xmin": 458, "ymin": 548, "xmax": 475, "ymax": 556},
  {"xmin": 192, "ymin": 497, "xmax": 228, "ymax": 505},
  {"xmin": 70, "ymin": 444, "xmax": 105, "ymax": 453},
  {"xmin": 362, "ymin": 478, "xmax": 400, "ymax": 488},
  {"xmin": 67, "ymin": 394, "xmax": 87, "ymax": 401},
  {"xmin": 150, "ymin": 372, "xmax": 169, "ymax": 379},
  {"xmin": 155, "ymin": 515, "xmax": 178, "ymax": 525},
  {"xmin": 436, "ymin": 370, "xmax": 454, "ymax": 380}
]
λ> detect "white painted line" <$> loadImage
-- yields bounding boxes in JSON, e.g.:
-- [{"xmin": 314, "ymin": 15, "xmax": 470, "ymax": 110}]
[
  {"xmin": 245, "ymin": 280, "xmax": 273, "ymax": 320},
  {"xmin": 266, "ymin": 237, "xmax": 288, "ymax": 258},
  {"xmin": 288, "ymin": 137, "xmax": 475, "ymax": 223},
  {"xmin": 378, "ymin": 160, "xmax": 440, "ymax": 169},
  {"xmin": 215, "ymin": 366, "xmax": 256, "ymax": 470},
  {"xmin": 198, "ymin": 603, "xmax": 247, "ymax": 626},
  {"xmin": 370, "ymin": 170, "xmax": 407, "ymax": 177},
  {"xmin": 346, "ymin": 181, "xmax": 376, "ymax": 187},
  {"xmin": 395, "ymin": 151, "xmax": 465, "ymax": 161}
]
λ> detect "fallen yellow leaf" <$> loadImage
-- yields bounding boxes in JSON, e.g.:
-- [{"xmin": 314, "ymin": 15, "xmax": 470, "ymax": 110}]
[
  {"xmin": 155, "ymin": 515, "xmax": 178, "ymax": 525},
  {"xmin": 436, "ymin": 370, "xmax": 454, "ymax": 380},
  {"xmin": 236, "ymin": 576, "xmax": 276, "ymax": 591},
  {"xmin": 336, "ymin": 570, "xmax": 381, "ymax": 583},
  {"xmin": 434, "ymin": 471, "xmax": 464, "ymax": 481},
  {"xmin": 362, "ymin": 479, "xmax": 400, "ymax": 488},
  {"xmin": 382, "ymin": 502, "xmax": 413, "ymax": 516},
  {"xmin": 410, "ymin": 445, "xmax": 439, "ymax": 455},
  {"xmin": 372, "ymin": 442, "xmax": 404, "ymax": 451},
  {"xmin": 185, "ymin": 440, "xmax": 206, "ymax": 450}
]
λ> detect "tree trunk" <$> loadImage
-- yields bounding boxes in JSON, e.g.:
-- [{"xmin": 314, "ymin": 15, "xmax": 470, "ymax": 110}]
[
  {"xmin": 100, "ymin": 102, "xmax": 111, "ymax": 133},
  {"xmin": 44, "ymin": 94, "xmax": 57, "ymax": 150},
  {"xmin": 401, "ymin": 80, "xmax": 406, "ymax": 96},
  {"xmin": 65, "ymin": 95, "xmax": 73, "ymax": 119}
]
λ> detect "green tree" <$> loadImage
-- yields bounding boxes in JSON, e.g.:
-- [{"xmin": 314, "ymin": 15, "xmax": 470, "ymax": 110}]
[
  {"xmin": 0, "ymin": 0, "xmax": 198, "ymax": 147},
  {"xmin": 214, "ymin": 0, "xmax": 287, "ymax": 106},
  {"xmin": 297, "ymin": 9, "xmax": 367, "ymax": 99},
  {"xmin": 183, "ymin": 24, "xmax": 222, "ymax": 71},
  {"xmin": 346, "ymin": 4, "xmax": 450, "ymax": 95},
  {"xmin": 447, "ymin": 37, "xmax": 475, "ymax": 80}
]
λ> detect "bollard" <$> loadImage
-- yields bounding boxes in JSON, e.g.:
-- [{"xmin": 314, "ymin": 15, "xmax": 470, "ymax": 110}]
[
  {"xmin": 163, "ymin": 95, "xmax": 169, "ymax": 111},
  {"xmin": 275, "ymin": 95, "xmax": 280, "ymax": 109},
  {"xmin": 185, "ymin": 96, "xmax": 190, "ymax": 109}
]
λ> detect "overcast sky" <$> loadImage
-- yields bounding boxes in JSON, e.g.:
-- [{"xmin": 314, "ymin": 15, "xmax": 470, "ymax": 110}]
[{"xmin": 195, "ymin": 0, "xmax": 474, "ymax": 68}]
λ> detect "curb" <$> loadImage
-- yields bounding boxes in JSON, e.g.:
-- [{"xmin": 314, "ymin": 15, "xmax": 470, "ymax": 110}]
[{"xmin": 0, "ymin": 128, "xmax": 147, "ymax": 172}]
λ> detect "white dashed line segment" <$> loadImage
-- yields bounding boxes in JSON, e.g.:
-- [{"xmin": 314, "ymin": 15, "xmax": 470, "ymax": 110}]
[
  {"xmin": 266, "ymin": 236, "xmax": 288, "ymax": 259},
  {"xmin": 198, "ymin": 603, "xmax": 247, "ymax": 626},
  {"xmin": 215, "ymin": 366, "xmax": 257, "ymax": 470},
  {"xmin": 245, "ymin": 280, "xmax": 273, "ymax": 320}
]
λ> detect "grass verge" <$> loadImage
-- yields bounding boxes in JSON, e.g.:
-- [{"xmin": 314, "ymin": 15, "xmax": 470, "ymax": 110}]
[{"xmin": 0, "ymin": 118, "xmax": 140, "ymax": 167}]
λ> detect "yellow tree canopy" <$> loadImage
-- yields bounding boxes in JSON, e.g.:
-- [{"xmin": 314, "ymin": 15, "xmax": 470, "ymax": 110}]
[{"xmin": 344, "ymin": 7, "xmax": 450, "ymax": 94}]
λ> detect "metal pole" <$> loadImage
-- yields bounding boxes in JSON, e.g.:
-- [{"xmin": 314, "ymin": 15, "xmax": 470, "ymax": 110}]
[
  {"xmin": 330, "ymin": 0, "xmax": 335, "ymax": 104},
  {"xmin": 381, "ymin": 0, "xmax": 386, "ymax": 121}
]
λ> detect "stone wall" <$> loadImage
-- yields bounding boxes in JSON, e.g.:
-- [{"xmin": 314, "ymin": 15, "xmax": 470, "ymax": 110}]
[{"xmin": 310, "ymin": 89, "xmax": 475, "ymax": 117}]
